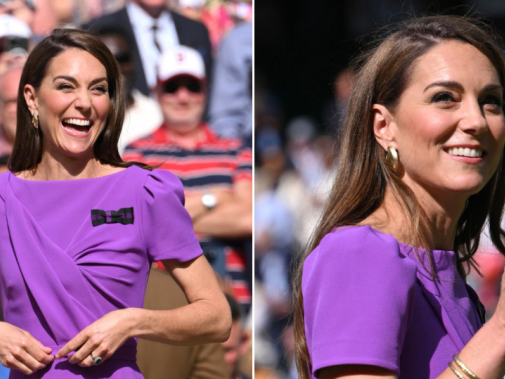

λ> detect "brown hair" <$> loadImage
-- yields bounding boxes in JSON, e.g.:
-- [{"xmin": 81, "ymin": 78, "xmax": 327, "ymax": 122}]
[
  {"xmin": 293, "ymin": 15, "xmax": 505, "ymax": 379},
  {"xmin": 9, "ymin": 28, "xmax": 150, "ymax": 172}
]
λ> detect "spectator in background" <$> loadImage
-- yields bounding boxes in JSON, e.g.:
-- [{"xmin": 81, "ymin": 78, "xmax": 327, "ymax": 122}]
[
  {"xmin": 0, "ymin": 67, "xmax": 22, "ymax": 173},
  {"xmin": 223, "ymin": 294, "xmax": 250, "ymax": 379},
  {"xmin": 123, "ymin": 46, "xmax": 252, "ymax": 312},
  {"xmin": 0, "ymin": 0, "xmax": 35, "ymax": 32},
  {"xmin": 321, "ymin": 68, "xmax": 356, "ymax": 144},
  {"xmin": 209, "ymin": 21, "xmax": 251, "ymax": 140},
  {"xmin": 85, "ymin": 0, "xmax": 212, "ymax": 98},
  {"xmin": 0, "ymin": 14, "xmax": 31, "ymax": 74},
  {"xmin": 178, "ymin": 0, "xmax": 206, "ymax": 22},
  {"xmin": 94, "ymin": 25, "xmax": 163, "ymax": 153},
  {"xmin": 179, "ymin": 0, "xmax": 252, "ymax": 51}
]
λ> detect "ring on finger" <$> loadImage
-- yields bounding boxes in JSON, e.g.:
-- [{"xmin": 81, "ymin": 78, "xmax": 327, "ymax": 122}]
[{"xmin": 89, "ymin": 353, "xmax": 102, "ymax": 365}]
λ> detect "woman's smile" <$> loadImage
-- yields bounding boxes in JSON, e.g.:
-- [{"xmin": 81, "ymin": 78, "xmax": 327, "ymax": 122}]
[{"xmin": 61, "ymin": 118, "xmax": 94, "ymax": 137}]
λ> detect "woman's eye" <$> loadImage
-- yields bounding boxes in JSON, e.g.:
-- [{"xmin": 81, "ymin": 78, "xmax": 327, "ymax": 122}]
[
  {"xmin": 93, "ymin": 86, "xmax": 108, "ymax": 94},
  {"xmin": 57, "ymin": 83, "xmax": 73, "ymax": 90},
  {"xmin": 483, "ymin": 95, "xmax": 503, "ymax": 108},
  {"xmin": 431, "ymin": 92, "xmax": 455, "ymax": 103}
]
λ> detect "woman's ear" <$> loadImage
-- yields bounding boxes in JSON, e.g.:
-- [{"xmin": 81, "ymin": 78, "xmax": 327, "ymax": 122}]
[
  {"xmin": 372, "ymin": 104, "xmax": 397, "ymax": 151},
  {"xmin": 23, "ymin": 84, "xmax": 38, "ymax": 115}
]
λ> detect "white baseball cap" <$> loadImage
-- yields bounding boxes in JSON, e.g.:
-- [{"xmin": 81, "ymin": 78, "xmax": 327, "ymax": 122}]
[
  {"xmin": 0, "ymin": 15, "xmax": 32, "ymax": 39},
  {"xmin": 157, "ymin": 45, "xmax": 206, "ymax": 84}
]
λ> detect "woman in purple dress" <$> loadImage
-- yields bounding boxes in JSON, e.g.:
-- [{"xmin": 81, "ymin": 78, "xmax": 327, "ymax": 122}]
[
  {"xmin": 0, "ymin": 29, "xmax": 231, "ymax": 378},
  {"xmin": 293, "ymin": 16, "xmax": 505, "ymax": 379}
]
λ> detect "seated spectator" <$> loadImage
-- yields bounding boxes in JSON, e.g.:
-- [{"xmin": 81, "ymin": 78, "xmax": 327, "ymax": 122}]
[
  {"xmin": 0, "ymin": 14, "xmax": 31, "ymax": 75},
  {"xmin": 123, "ymin": 46, "xmax": 252, "ymax": 310},
  {"xmin": 209, "ymin": 21, "xmax": 251, "ymax": 140},
  {"xmin": 223, "ymin": 294, "xmax": 250, "ymax": 379},
  {"xmin": 94, "ymin": 25, "xmax": 163, "ymax": 153},
  {"xmin": 0, "ymin": 66, "xmax": 22, "ymax": 172},
  {"xmin": 85, "ymin": 0, "xmax": 212, "ymax": 98}
]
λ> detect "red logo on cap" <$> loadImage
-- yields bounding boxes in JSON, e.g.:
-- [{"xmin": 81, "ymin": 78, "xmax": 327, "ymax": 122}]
[{"xmin": 176, "ymin": 52, "xmax": 185, "ymax": 63}]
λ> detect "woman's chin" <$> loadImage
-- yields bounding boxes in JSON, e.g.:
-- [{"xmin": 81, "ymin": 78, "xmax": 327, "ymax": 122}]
[{"xmin": 49, "ymin": 144, "xmax": 95, "ymax": 162}]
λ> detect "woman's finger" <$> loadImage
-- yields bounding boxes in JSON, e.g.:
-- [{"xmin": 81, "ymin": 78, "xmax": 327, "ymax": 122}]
[
  {"xmin": 66, "ymin": 336, "xmax": 101, "ymax": 365},
  {"xmin": 78, "ymin": 349, "xmax": 106, "ymax": 368},
  {"xmin": 11, "ymin": 347, "xmax": 49, "ymax": 372},
  {"xmin": 24, "ymin": 342, "xmax": 54, "ymax": 365},
  {"xmin": 32, "ymin": 337, "xmax": 52, "ymax": 355},
  {"xmin": 2, "ymin": 354, "xmax": 34, "ymax": 376},
  {"xmin": 55, "ymin": 331, "xmax": 89, "ymax": 359}
]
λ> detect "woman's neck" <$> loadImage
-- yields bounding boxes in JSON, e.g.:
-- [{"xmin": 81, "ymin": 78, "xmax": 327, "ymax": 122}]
[
  {"xmin": 363, "ymin": 185, "xmax": 468, "ymax": 251},
  {"xmin": 18, "ymin": 151, "xmax": 120, "ymax": 181}
]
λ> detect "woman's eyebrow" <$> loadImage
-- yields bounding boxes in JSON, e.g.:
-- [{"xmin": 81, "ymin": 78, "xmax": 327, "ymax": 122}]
[
  {"xmin": 482, "ymin": 84, "xmax": 503, "ymax": 94},
  {"xmin": 423, "ymin": 80, "xmax": 463, "ymax": 93},
  {"xmin": 53, "ymin": 76, "xmax": 108, "ymax": 86},
  {"xmin": 423, "ymin": 81, "xmax": 503, "ymax": 94}
]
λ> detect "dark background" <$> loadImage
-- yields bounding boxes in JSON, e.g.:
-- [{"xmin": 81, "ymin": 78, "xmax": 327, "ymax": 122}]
[{"xmin": 255, "ymin": 0, "xmax": 505, "ymax": 128}]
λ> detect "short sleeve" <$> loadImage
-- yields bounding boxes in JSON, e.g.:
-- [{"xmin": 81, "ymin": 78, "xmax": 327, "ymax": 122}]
[
  {"xmin": 140, "ymin": 169, "xmax": 203, "ymax": 262},
  {"xmin": 302, "ymin": 226, "xmax": 417, "ymax": 376}
]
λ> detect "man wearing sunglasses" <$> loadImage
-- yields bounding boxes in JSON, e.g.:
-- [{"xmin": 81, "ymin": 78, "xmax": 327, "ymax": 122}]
[{"xmin": 123, "ymin": 46, "xmax": 252, "ymax": 310}]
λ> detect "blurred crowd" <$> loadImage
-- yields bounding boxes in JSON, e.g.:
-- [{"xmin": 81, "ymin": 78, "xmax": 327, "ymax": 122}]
[
  {"xmin": 0, "ymin": 0, "xmax": 252, "ymax": 378},
  {"xmin": 254, "ymin": 70, "xmax": 352, "ymax": 379}
]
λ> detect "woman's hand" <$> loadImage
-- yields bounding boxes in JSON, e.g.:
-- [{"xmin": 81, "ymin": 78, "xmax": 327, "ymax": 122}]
[
  {"xmin": 55, "ymin": 309, "xmax": 134, "ymax": 367},
  {"xmin": 0, "ymin": 322, "xmax": 54, "ymax": 375}
]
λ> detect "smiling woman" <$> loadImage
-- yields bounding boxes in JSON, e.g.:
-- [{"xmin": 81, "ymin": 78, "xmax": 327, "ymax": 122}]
[
  {"xmin": 292, "ymin": 15, "xmax": 505, "ymax": 379},
  {"xmin": 23, "ymin": 48, "xmax": 111, "ymax": 164},
  {"xmin": 0, "ymin": 29, "xmax": 231, "ymax": 378}
]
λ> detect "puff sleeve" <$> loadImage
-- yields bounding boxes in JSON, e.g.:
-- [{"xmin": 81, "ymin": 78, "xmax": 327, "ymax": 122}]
[
  {"xmin": 302, "ymin": 226, "xmax": 417, "ymax": 376},
  {"xmin": 140, "ymin": 169, "xmax": 203, "ymax": 262}
]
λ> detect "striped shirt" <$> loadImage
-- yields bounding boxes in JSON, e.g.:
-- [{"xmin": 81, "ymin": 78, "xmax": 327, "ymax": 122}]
[
  {"xmin": 123, "ymin": 124, "xmax": 252, "ymax": 192},
  {"xmin": 123, "ymin": 124, "xmax": 252, "ymax": 307}
]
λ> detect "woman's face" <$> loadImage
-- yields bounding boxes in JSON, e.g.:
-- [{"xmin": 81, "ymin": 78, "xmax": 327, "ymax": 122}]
[
  {"xmin": 24, "ymin": 48, "xmax": 110, "ymax": 161},
  {"xmin": 386, "ymin": 41, "xmax": 505, "ymax": 199}
]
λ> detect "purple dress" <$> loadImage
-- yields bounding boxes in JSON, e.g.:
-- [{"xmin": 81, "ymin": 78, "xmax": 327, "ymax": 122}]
[
  {"xmin": 302, "ymin": 225, "xmax": 483, "ymax": 379},
  {"xmin": 0, "ymin": 166, "xmax": 203, "ymax": 378}
]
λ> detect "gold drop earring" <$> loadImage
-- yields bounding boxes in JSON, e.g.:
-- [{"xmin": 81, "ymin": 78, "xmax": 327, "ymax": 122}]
[
  {"xmin": 31, "ymin": 113, "xmax": 38, "ymax": 128},
  {"xmin": 386, "ymin": 146, "xmax": 399, "ymax": 171}
]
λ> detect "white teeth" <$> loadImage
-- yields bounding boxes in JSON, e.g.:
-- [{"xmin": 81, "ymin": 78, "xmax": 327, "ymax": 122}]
[
  {"xmin": 447, "ymin": 147, "xmax": 482, "ymax": 158},
  {"xmin": 63, "ymin": 118, "xmax": 90, "ymax": 127},
  {"xmin": 63, "ymin": 126, "xmax": 88, "ymax": 135}
]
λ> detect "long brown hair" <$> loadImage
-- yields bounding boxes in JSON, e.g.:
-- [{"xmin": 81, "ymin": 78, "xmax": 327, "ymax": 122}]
[
  {"xmin": 9, "ymin": 28, "xmax": 150, "ymax": 172},
  {"xmin": 293, "ymin": 15, "xmax": 505, "ymax": 379}
]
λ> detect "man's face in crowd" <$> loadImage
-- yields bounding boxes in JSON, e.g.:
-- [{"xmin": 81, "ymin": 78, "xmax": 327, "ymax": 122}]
[
  {"xmin": 158, "ymin": 75, "xmax": 206, "ymax": 134},
  {"xmin": 0, "ymin": 67, "xmax": 22, "ymax": 144}
]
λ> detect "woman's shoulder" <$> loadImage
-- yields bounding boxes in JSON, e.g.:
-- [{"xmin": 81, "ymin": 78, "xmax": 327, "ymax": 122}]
[
  {"xmin": 303, "ymin": 225, "xmax": 417, "ymax": 282},
  {"xmin": 0, "ymin": 171, "xmax": 10, "ymax": 199},
  {"xmin": 140, "ymin": 167, "xmax": 184, "ymax": 195},
  {"xmin": 307, "ymin": 225, "xmax": 405, "ymax": 261}
]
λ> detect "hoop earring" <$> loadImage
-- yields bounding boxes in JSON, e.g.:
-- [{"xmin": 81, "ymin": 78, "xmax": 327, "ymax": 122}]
[
  {"xmin": 31, "ymin": 113, "xmax": 38, "ymax": 128},
  {"xmin": 386, "ymin": 146, "xmax": 399, "ymax": 171}
]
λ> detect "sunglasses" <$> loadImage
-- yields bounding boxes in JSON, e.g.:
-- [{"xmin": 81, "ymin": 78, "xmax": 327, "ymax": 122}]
[{"xmin": 161, "ymin": 77, "xmax": 203, "ymax": 94}]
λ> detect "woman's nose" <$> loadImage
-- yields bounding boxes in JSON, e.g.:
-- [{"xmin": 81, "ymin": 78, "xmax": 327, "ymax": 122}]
[
  {"xmin": 459, "ymin": 100, "xmax": 488, "ymax": 135},
  {"xmin": 74, "ymin": 89, "xmax": 92, "ymax": 111}
]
